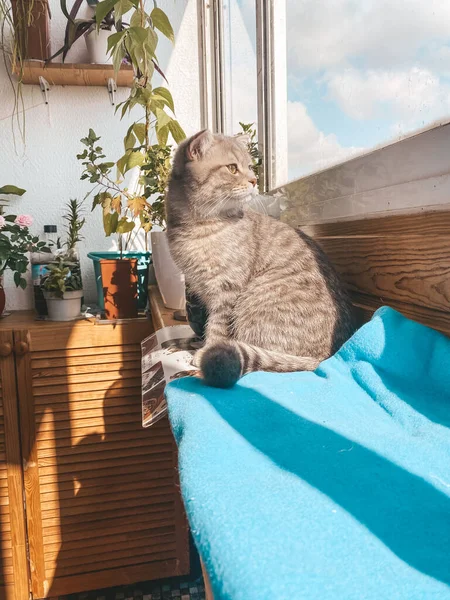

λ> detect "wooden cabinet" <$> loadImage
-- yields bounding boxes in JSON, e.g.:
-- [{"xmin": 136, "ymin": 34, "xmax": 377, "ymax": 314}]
[{"xmin": 0, "ymin": 313, "xmax": 189, "ymax": 599}]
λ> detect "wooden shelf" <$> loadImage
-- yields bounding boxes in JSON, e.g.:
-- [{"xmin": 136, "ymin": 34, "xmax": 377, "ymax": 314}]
[{"xmin": 17, "ymin": 60, "xmax": 134, "ymax": 86}]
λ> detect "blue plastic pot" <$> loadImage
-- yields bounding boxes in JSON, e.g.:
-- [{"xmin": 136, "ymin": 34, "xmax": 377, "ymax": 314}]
[{"xmin": 88, "ymin": 251, "xmax": 151, "ymax": 310}]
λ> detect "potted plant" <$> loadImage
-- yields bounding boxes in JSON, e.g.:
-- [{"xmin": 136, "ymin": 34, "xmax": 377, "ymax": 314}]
[
  {"xmin": 41, "ymin": 257, "xmax": 83, "ymax": 321},
  {"xmin": 74, "ymin": 0, "xmax": 185, "ymax": 319},
  {"xmin": 0, "ymin": 186, "xmax": 50, "ymax": 315},
  {"xmin": 48, "ymin": 0, "xmax": 116, "ymax": 64}
]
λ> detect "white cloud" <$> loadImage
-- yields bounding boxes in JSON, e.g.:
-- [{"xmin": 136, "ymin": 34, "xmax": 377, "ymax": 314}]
[
  {"xmin": 287, "ymin": 101, "xmax": 363, "ymax": 179},
  {"xmin": 326, "ymin": 67, "xmax": 450, "ymax": 133},
  {"xmin": 286, "ymin": 0, "xmax": 450, "ymax": 72}
]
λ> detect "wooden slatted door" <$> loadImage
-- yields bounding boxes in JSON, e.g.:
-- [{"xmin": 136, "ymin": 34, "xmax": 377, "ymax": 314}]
[
  {"xmin": 14, "ymin": 320, "xmax": 189, "ymax": 598},
  {"xmin": 0, "ymin": 331, "xmax": 29, "ymax": 600}
]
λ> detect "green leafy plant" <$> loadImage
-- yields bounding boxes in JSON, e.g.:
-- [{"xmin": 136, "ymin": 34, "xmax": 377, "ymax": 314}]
[
  {"xmin": 76, "ymin": 1, "xmax": 185, "ymax": 252},
  {"xmin": 63, "ymin": 198, "xmax": 86, "ymax": 255},
  {"xmin": 48, "ymin": 0, "xmax": 116, "ymax": 62},
  {"xmin": 0, "ymin": 212, "xmax": 50, "ymax": 289},
  {"xmin": 238, "ymin": 122, "xmax": 262, "ymax": 185},
  {"xmin": 41, "ymin": 257, "xmax": 83, "ymax": 298}
]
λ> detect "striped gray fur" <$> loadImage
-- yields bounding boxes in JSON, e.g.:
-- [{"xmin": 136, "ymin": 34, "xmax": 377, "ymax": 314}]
[{"xmin": 166, "ymin": 130, "xmax": 355, "ymax": 388}]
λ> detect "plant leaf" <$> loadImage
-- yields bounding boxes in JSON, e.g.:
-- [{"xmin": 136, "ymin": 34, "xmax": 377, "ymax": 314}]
[
  {"xmin": 114, "ymin": 0, "xmax": 133, "ymax": 20},
  {"xmin": 111, "ymin": 196, "xmax": 122, "ymax": 212},
  {"xmin": 156, "ymin": 125, "xmax": 169, "ymax": 146},
  {"xmin": 103, "ymin": 211, "xmax": 119, "ymax": 236},
  {"xmin": 124, "ymin": 125, "xmax": 136, "ymax": 150},
  {"xmin": 152, "ymin": 86, "xmax": 174, "ymax": 113},
  {"xmin": 150, "ymin": 7, "xmax": 174, "ymax": 43},
  {"xmin": 155, "ymin": 107, "xmax": 171, "ymax": 132},
  {"xmin": 95, "ymin": 0, "xmax": 116, "ymax": 26},
  {"xmin": 112, "ymin": 43, "xmax": 126, "ymax": 74},
  {"xmin": 107, "ymin": 29, "xmax": 126, "ymax": 53},
  {"xmin": 0, "ymin": 185, "xmax": 26, "ymax": 196},
  {"xmin": 116, "ymin": 152, "xmax": 130, "ymax": 176},
  {"xmin": 126, "ymin": 151, "xmax": 145, "ymax": 171},
  {"xmin": 127, "ymin": 196, "xmax": 149, "ymax": 216},
  {"xmin": 116, "ymin": 217, "xmax": 135, "ymax": 234},
  {"xmin": 133, "ymin": 123, "xmax": 146, "ymax": 144},
  {"xmin": 168, "ymin": 120, "xmax": 186, "ymax": 144}
]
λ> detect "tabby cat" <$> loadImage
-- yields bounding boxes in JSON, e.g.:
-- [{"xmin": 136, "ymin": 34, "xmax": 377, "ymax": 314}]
[{"xmin": 166, "ymin": 130, "xmax": 355, "ymax": 388}]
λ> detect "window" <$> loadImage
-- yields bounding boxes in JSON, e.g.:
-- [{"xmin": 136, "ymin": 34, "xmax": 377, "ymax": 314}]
[{"xmin": 284, "ymin": 0, "xmax": 450, "ymax": 182}]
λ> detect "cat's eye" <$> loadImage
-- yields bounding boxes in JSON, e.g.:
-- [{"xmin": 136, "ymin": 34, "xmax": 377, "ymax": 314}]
[{"xmin": 227, "ymin": 164, "xmax": 238, "ymax": 174}]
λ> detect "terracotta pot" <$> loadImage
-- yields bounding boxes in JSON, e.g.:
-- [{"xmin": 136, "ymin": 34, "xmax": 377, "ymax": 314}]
[
  {"xmin": 100, "ymin": 258, "xmax": 138, "ymax": 320},
  {"xmin": 0, "ymin": 285, "xmax": 5, "ymax": 317}
]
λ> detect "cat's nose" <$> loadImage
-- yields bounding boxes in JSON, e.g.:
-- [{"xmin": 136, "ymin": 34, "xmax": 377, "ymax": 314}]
[{"xmin": 249, "ymin": 177, "xmax": 257, "ymax": 187}]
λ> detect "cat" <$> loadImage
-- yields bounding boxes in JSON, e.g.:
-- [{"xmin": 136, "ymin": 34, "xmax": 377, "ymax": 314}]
[{"xmin": 166, "ymin": 129, "xmax": 355, "ymax": 388}]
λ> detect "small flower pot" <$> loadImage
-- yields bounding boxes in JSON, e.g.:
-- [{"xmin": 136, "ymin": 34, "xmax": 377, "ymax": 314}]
[
  {"xmin": 151, "ymin": 231, "xmax": 186, "ymax": 310},
  {"xmin": 84, "ymin": 28, "xmax": 113, "ymax": 64},
  {"xmin": 43, "ymin": 290, "xmax": 83, "ymax": 321},
  {"xmin": 100, "ymin": 258, "xmax": 138, "ymax": 320}
]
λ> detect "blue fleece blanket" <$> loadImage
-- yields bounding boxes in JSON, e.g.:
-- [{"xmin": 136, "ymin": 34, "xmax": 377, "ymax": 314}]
[{"xmin": 166, "ymin": 307, "xmax": 450, "ymax": 600}]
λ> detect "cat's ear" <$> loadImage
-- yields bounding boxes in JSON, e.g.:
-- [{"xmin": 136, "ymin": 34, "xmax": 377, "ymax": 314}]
[
  {"xmin": 234, "ymin": 133, "xmax": 250, "ymax": 148},
  {"xmin": 186, "ymin": 130, "xmax": 214, "ymax": 161}
]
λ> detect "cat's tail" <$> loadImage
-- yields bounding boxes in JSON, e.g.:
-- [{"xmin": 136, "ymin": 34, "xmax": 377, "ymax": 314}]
[{"xmin": 200, "ymin": 340, "xmax": 320, "ymax": 388}]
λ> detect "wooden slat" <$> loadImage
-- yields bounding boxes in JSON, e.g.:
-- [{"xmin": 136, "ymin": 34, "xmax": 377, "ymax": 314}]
[
  {"xmin": 37, "ymin": 442, "xmax": 173, "ymax": 467},
  {"xmin": 43, "ymin": 524, "xmax": 175, "ymax": 556},
  {"xmin": 38, "ymin": 451, "xmax": 172, "ymax": 478},
  {"xmin": 39, "ymin": 476, "xmax": 174, "ymax": 506},
  {"xmin": 33, "ymin": 343, "xmax": 139, "ymax": 361},
  {"xmin": 45, "ymin": 548, "xmax": 177, "ymax": 579},
  {"xmin": 36, "ymin": 410, "xmax": 141, "ymax": 435},
  {"xmin": 46, "ymin": 558, "xmax": 182, "ymax": 598},
  {"xmin": 38, "ymin": 464, "xmax": 173, "ymax": 494},
  {"xmin": 38, "ymin": 457, "xmax": 174, "ymax": 486},
  {"xmin": 42, "ymin": 510, "xmax": 175, "ymax": 543},
  {"xmin": 35, "ymin": 419, "xmax": 168, "ymax": 442},
  {"xmin": 34, "ymin": 394, "xmax": 141, "ymax": 415},
  {"xmin": 36, "ymin": 403, "xmax": 141, "ymax": 424},
  {"xmin": 34, "ymin": 384, "xmax": 142, "ymax": 405},
  {"xmin": 44, "ymin": 531, "xmax": 175, "ymax": 564},
  {"xmin": 351, "ymin": 292, "xmax": 450, "ymax": 335},
  {"xmin": 32, "ymin": 360, "xmax": 141, "ymax": 378},
  {"xmin": 43, "ymin": 524, "xmax": 175, "ymax": 555},
  {"xmin": 33, "ymin": 377, "xmax": 142, "ymax": 396},
  {"xmin": 302, "ymin": 211, "xmax": 450, "ymax": 337},
  {"xmin": 27, "ymin": 319, "xmax": 152, "ymax": 352},
  {"xmin": 302, "ymin": 210, "xmax": 450, "ymax": 238},
  {"xmin": 46, "ymin": 546, "xmax": 177, "ymax": 579},
  {"xmin": 41, "ymin": 489, "xmax": 175, "ymax": 521},
  {"xmin": 32, "ymin": 367, "xmax": 142, "ymax": 387},
  {"xmin": 37, "ymin": 430, "xmax": 170, "ymax": 458},
  {"xmin": 32, "ymin": 350, "xmax": 140, "ymax": 369},
  {"xmin": 317, "ymin": 234, "xmax": 450, "ymax": 313}
]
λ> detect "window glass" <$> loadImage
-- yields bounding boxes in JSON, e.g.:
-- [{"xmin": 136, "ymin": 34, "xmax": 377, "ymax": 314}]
[{"xmin": 285, "ymin": 0, "xmax": 450, "ymax": 181}]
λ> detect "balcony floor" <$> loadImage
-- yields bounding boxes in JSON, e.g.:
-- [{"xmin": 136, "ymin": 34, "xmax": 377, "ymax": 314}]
[{"xmin": 57, "ymin": 577, "xmax": 206, "ymax": 600}]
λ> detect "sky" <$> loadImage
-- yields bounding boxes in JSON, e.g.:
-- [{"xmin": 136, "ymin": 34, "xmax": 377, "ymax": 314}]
[{"xmin": 227, "ymin": 0, "xmax": 450, "ymax": 183}]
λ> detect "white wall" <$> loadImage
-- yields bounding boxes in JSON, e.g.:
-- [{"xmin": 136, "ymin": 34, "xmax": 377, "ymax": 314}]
[{"xmin": 0, "ymin": 0, "xmax": 201, "ymax": 310}]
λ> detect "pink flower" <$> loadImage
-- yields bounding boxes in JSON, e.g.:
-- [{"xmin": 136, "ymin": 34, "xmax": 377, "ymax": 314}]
[
  {"xmin": 0, "ymin": 216, "xmax": 5, "ymax": 229},
  {"xmin": 15, "ymin": 214, "xmax": 33, "ymax": 228}
]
